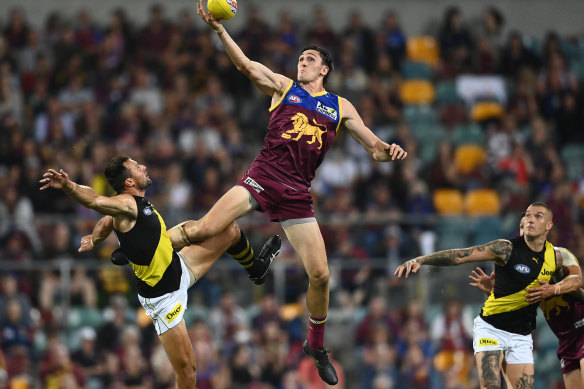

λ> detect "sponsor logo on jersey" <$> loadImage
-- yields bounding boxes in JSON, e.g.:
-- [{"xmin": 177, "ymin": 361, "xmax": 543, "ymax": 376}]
[
  {"xmin": 560, "ymin": 359, "xmax": 565, "ymax": 368},
  {"xmin": 479, "ymin": 338, "xmax": 499, "ymax": 346},
  {"xmin": 531, "ymin": 257, "xmax": 539, "ymax": 264},
  {"xmin": 316, "ymin": 101, "xmax": 338, "ymax": 120},
  {"xmin": 165, "ymin": 302, "xmax": 183, "ymax": 322},
  {"xmin": 540, "ymin": 269, "xmax": 554, "ymax": 276},
  {"xmin": 288, "ymin": 95, "xmax": 302, "ymax": 103},
  {"xmin": 143, "ymin": 207, "xmax": 153, "ymax": 216},
  {"xmin": 244, "ymin": 177, "xmax": 264, "ymax": 193},
  {"xmin": 514, "ymin": 264, "xmax": 531, "ymax": 274}
]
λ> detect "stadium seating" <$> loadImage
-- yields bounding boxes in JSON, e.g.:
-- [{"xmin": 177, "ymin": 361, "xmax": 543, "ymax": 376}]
[
  {"xmin": 403, "ymin": 104, "xmax": 437, "ymax": 127},
  {"xmin": 399, "ymin": 80, "xmax": 436, "ymax": 104},
  {"xmin": 470, "ymin": 216, "xmax": 503, "ymax": 246},
  {"xmin": 435, "ymin": 216, "xmax": 468, "ymax": 250},
  {"xmin": 454, "ymin": 145, "xmax": 487, "ymax": 174},
  {"xmin": 470, "ymin": 101, "xmax": 504, "ymax": 122},
  {"xmin": 435, "ymin": 81, "xmax": 461, "ymax": 104},
  {"xmin": 433, "ymin": 189, "xmax": 464, "ymax": 215},
  {"xmin": 464, "ymin": 189, "xmax": 501, "ymax": 216},
  {"xmin": 401, "ymin": 60, "xmax": 433, "ymax": 80},
  {"xmin": 451, "ymin": 124, "xmax": 485, "ymax": 147},
  {"xmin": 410, "ymin": 123, "xmax": 447, "ymax": 166},
  {"xmin": 406, "ymin": 36, "xmax": 439, "ymax": 67}
]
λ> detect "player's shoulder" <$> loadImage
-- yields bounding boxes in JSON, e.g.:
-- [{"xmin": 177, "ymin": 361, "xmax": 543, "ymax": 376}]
[{"xmin": 554, "ymin": 246, "xmax": 579, "ymax": 265}]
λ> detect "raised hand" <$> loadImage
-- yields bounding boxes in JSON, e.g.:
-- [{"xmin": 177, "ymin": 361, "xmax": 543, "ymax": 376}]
[
  {"xmin": 386, "ymin": 142, "xmax": 408, "ymax": 160},
  {"xmin": 469, "ymin": 267, "xmax": 495, "ymax": 294},
  {"xmin": 78, "ymin": 235, "xmax": 94, "ymax": 252},
  {"xmin": 39, "ymin": 169, "xmax": 73, "ymax": 191},
  {"xmin": 196, "ymin": 0, "xmax": 223, "ymax": 31},
  {"xmin": 394, "ymin": 259, "xmax": 421, "ymax": 278}
]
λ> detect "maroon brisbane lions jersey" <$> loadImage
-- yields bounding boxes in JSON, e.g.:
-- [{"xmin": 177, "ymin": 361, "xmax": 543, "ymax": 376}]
[{"xmin": 247, "ymin": 80, "xmax": 342, "ymax": 192}]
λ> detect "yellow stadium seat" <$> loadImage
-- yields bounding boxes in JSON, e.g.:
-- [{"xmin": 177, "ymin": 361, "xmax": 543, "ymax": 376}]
[
  {"xmin": 407, "ymin": 36, "xmax": 439, "ymax": 67},
  {"xmin": 399, "ymin": 80, "xmax": 435, "ymax": 104},
  {"xmin": 464, "ymin": 189, "xmax": 501, "ymax": 216},
  {"xmin": 470, "ymin": 101, "xmax": 504, "ymax": 122},
  {"xmin": 454, "ymin": 144, "xmax": 486, "ymax": 174},
  {"xmin": 433, "ymin": 189, "xmax": 464, "ymax": 215}
]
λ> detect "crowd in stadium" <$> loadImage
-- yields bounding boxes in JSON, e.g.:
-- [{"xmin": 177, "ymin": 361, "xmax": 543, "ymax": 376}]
[{"xmin": 1, "ymin": 3, "xmax": 584, "ymax": 388}]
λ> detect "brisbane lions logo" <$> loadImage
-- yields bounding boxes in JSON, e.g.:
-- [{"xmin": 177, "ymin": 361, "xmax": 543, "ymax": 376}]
[
  {"xmin": 540, "ymin": 296, "xmax": 571, "ymax": 320},
  {"xmin": 281, "ymin": 113, "xmax": 327, "ymax": 150}
]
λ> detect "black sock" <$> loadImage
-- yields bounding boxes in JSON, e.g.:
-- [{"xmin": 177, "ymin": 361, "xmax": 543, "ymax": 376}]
[{"xmin": 227, "ymin": 229, "xmax": 262, "ymax": 277}]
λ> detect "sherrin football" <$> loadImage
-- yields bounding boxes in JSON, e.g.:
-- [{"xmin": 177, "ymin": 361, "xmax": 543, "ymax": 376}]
[{"xmin": 207, "ymin": 0, "xmax": 238, "ymax": 21}]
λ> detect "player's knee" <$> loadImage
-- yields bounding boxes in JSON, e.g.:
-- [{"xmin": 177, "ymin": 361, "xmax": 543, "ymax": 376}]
[
  {"xmin": 196, "ymin": 218, "xmax": 224, "ymax": 239},
  {"xmin": 226, "ymin": 221, "xmax": 240, "ymax": 244},
  {"xmin": 175, "ymin": 361, "xmax": 197, "ymax": 387},
  {"xmin": 309, "ymin": 268, "xmax": 330, "ymax": 288}
]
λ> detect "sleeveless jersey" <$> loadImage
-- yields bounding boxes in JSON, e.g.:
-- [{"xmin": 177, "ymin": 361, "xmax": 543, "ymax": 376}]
[
  {"xmin": 539, "ymin": 248, "xmax": 584, "ymax": 357},
  {"xmin": 248, "ymin": 80, "xmax": 342, "ymax": 191},
  {"xmin": 114, "ymin": 196, "xmax": 182, "ymax": 298},
  {"xmin": 480, "ymin": 236, "xmax": 557, "ymax": 335}
]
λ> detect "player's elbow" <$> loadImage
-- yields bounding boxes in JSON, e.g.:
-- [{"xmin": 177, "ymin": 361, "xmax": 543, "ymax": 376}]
[{"xmin": 236, "ymin": 60, "xmax": 253, "ymax": 76}]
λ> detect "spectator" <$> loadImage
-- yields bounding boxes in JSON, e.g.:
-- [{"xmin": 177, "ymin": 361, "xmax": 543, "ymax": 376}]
[
  {"xmin": 71, "ymin": 327, "xmax": 102, "ymax": 385},
  {"xmin": 0, "ymin": 185, "xmax": 42, "ymax": 255},
  {"xmin": 379, "ymin": 11, "xmax": 406, "ymax": 70}
]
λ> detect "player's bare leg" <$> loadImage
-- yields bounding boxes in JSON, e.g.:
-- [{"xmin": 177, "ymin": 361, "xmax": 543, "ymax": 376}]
[
  {"xmin": 505, "ymin": 363, "xmax": 534, "ymax": 389},
  {"xmin": 158, "ymin": 322, "xmax": 197, "ymax": 388},
  {"xmin": 182, "ymin": 186, "xmax": 252, "ymax": 242},
  {"xmin": 284, "ymin": 221, "xmax": 338, "ymax": 385},
  {"xmin": 475, "ymin": 350, "xmax": 504, "ymax": 388},
  {"xmin": 562, "ymin": 359, "xmax": 584, "ymax": 389}
]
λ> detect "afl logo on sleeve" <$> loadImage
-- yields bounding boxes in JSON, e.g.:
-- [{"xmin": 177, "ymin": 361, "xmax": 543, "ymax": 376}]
[
  {"xmin": 143, "ymin": 206, "xmax": 153, "ymax": 216},
  {"xmin": 514, "ymin": 264, "xmax": 531, "ymax": 274}
]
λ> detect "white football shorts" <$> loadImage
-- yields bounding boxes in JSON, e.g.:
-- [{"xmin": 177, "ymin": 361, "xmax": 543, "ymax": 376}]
[
  {"xmin": 472, "ymin": 316, "xmax": 534, "ymax": 364},
  {"xmin": 138, "ymin": 253, "xmax": 195, "ymax": 335}
]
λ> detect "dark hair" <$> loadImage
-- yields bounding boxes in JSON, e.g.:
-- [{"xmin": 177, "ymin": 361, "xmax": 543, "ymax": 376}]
[
  {"xmin": 105, "ymin": 156, "xmax": 131, "ymax": 193},
  {"xmin": 301, "ymin": 45, "xmax": 334, "ymax": 85},
  {"xmin": 528, "ymin": 202, "xmax": 553, "ymax": 220}
]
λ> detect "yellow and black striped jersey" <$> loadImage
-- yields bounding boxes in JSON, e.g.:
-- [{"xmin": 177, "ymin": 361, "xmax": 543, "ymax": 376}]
[
  {"xmin": 114, "ymin": 196, "xmax": 182, "ymax": 298},
  {"xmin": 480, "ymin": 236, "xmax": 557, "ymax": 335}
]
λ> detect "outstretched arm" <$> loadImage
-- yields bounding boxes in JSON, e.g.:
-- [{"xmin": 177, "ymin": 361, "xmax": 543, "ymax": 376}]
[
  {"xmin": 341, "ymin": 98, "xmax": 407, "ymax": 162},
  {"xmin": 394, "ymin": 239, "xmax": 512, "ymax": 278},
  {"xmin": 79, "ymin": 216, "xmax": 114, "ymax": 252},
  {"xmin": 40, "ymin": 169, "xmax": 136, "ymax": 218},
  {"xmin": 196, "ymin": 0, "xmax": 289, "ymax": 97}
]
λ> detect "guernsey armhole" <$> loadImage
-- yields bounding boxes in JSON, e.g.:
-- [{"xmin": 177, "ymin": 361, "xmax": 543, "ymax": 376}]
[{"xmin": 269, "ymin": 80, "xmax": 294, "ymax": 112}]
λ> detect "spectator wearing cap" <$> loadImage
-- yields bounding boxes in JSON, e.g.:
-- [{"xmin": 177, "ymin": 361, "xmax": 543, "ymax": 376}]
[{"xmin": 72, "ymin": 327, "xmax": 102, "ymax": 384}]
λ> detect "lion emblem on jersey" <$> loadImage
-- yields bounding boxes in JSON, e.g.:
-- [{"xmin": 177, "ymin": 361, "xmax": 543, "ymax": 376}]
[
  {"xmin": 540, "ymin": 295, "xmax": 571, "ymax": 320},
  {"xmin": 282, "ymin": 113, "xmax": 327, "ymax": 150}
]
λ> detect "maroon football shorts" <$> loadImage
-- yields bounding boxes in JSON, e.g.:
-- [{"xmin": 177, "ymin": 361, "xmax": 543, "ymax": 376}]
[
  {"xmin": 237, "ymin": 172, "xmax": 314, "ymax": 222},
  {"xmin": 557, "ymin": 330, "xmax": 584, "ymax": 374}
]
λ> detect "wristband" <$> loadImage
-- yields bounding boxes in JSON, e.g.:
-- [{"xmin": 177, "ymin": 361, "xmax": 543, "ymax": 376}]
[
  {"xmin": 215, "ymin": 26, "xmax": 224, "ymax": 34},
  {"xmin": 66, "ymin": 182, "xmax": 77, "ymax": 193}
]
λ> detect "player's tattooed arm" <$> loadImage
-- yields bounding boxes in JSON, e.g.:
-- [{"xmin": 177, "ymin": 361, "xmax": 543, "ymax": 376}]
[
  {"xmin": 395, "ymin": 239, "xmax": 512, "ymax": 278},
  {"xmin": 415, "ymin": 239, "xmax": 512, "ymax": 266}
]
